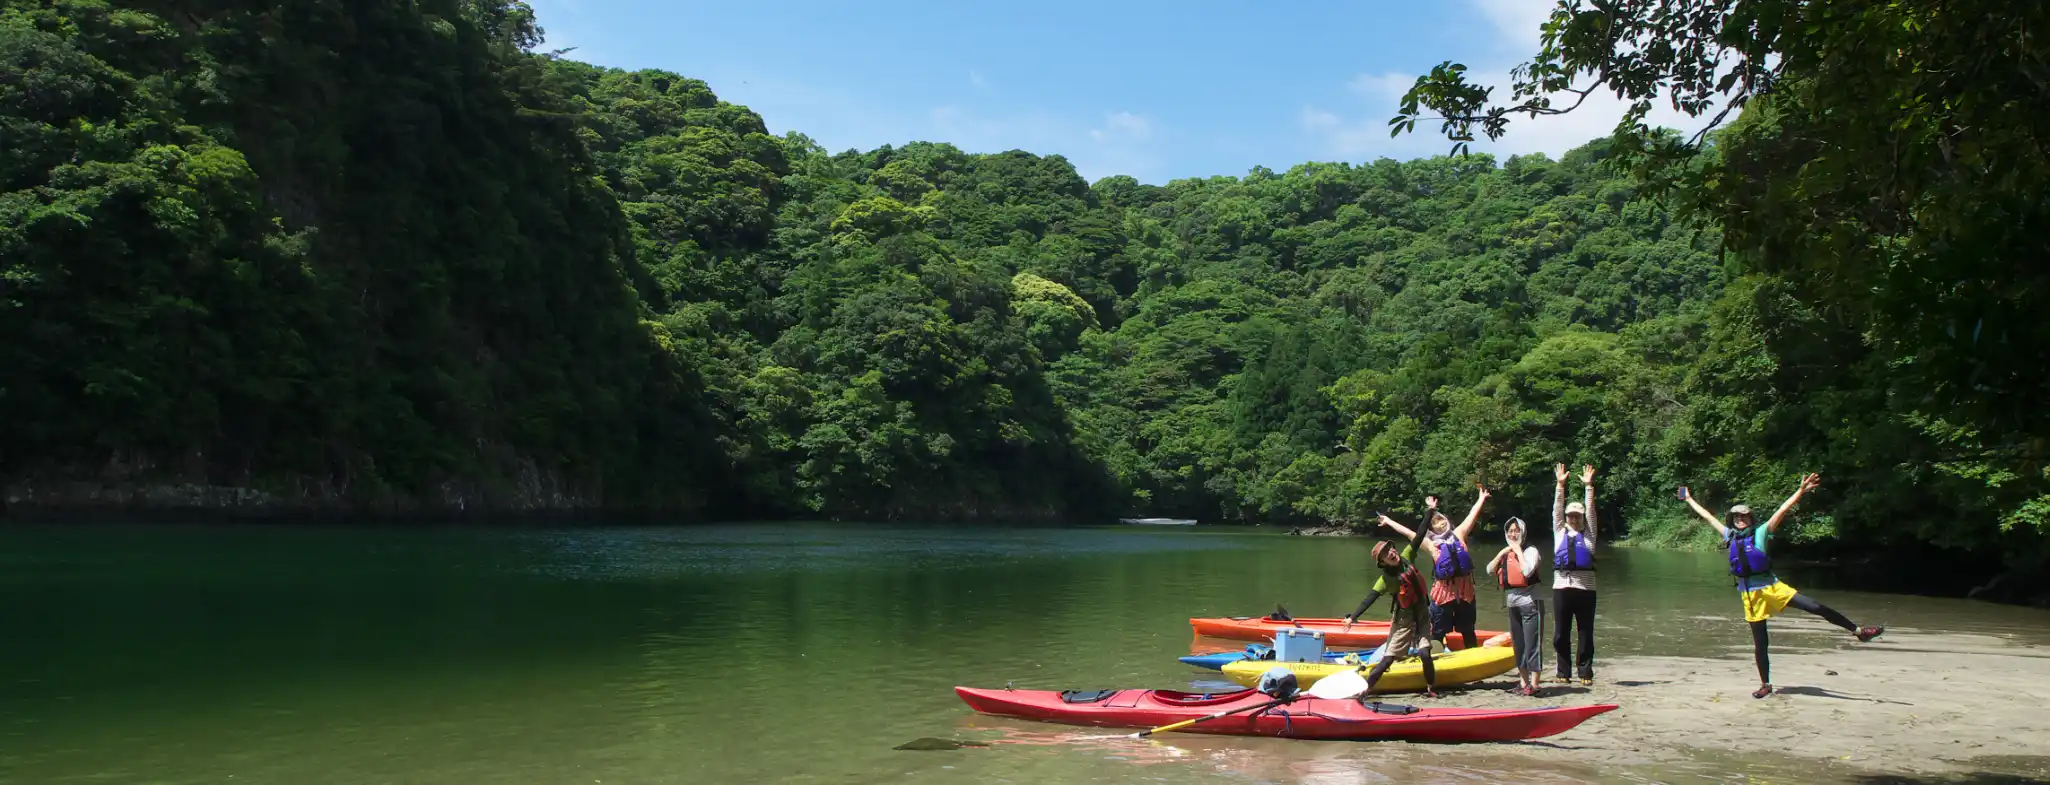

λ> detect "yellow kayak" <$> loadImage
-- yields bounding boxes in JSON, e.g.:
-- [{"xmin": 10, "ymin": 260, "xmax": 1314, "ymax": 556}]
[{"xmin": 1218, "ymin": 645, "xmax": 1517, "ymax": 693}]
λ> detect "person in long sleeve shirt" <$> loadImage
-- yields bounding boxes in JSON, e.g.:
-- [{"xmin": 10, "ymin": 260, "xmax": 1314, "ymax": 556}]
[
  {"xmin": 1487, "ymin": 516, "xmax": 1544, "ymax": 696},
  {"xmin": 1680, "ymin": 473, "xmax": 1884, "ymax": 699},
  {"xmin": 1341, "ymin": 512, "xmax": 1438, "ymax": 697},
  {"xmin": 1552, "ymin": 464, "xmax": 1599, "ymax": 684}
]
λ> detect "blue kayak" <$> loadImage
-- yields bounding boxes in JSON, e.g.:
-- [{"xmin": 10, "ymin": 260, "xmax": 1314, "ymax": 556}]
[{"xmin": 1179, "ymin": 643, "xmax": 1388, "ymax": 671}]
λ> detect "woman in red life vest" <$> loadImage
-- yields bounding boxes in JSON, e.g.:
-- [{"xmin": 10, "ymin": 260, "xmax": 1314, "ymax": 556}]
[
  {"xmin": 1342, "ymin": 515, "xmax": 1440, "ymax": 697},
  {"xmin": 1487, "ymin": 516, "xmax": 1544, "ymax": 696},
  {"xmin": 1377, "ymin": 483, "xmax": 1490, "ymax": 651}
]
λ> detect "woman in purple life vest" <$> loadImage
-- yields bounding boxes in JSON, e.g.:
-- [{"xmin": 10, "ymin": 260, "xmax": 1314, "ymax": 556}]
[
  {"xmin": 1680, "ymin": 472, "xmax": 1885, "ymax": 699},
  {"xmin": 1552, "ymin": 463, "xmax": 1599, "ymax": 685},
  {"xmin": 1378, "ymin": 483, "xmax": 1490, "ymax": 651}
]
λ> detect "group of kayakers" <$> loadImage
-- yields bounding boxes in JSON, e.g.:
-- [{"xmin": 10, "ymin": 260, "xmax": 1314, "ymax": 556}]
[{"xmin": 1340, "ymin": 465, "xmax": 1884, "ymax": 699}]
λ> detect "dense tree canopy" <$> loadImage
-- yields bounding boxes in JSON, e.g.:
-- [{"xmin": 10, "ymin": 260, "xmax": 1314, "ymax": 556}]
[
  {"xmin": 4, "ymin": 0, "xmax": 2044, "ymax": 576},
  {"xmin": 1393, "ymin": 0, "xmax": 2050, "ymax": 566}
]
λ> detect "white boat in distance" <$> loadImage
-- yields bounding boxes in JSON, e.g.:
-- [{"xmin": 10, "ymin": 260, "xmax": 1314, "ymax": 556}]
[{"xmin": 1118, "ymin": 517, "xmax": 1198, "ymax": 526}]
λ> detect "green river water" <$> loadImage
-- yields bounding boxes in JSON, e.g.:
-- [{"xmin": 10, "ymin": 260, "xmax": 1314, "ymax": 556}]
[{"xmin": 3, "ymin": 522, "xmax": 2047, "ymax": 785}]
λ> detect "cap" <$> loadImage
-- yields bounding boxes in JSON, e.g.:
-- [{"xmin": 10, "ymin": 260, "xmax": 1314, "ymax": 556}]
[
  {"xmin": 1565, "ymin": 501, "xmax": 1586, "ymax": 516},
  {"xmin": 1728, "ymin": 504, "xmax": 1753, "ymax": 516},
  {"xmin": 1371, "ymin": 541, "xmax": 1399, "ymax": 561}
]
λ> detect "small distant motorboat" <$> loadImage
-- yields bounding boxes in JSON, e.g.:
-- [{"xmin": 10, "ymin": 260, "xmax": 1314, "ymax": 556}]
[{"xmin": 1119, "ymin": 517, "xmax": 1198, "ymax": 526}]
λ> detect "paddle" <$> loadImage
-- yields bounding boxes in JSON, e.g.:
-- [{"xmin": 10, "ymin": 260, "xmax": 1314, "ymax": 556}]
[
  {"xmin": 1270, "ymin": 603, "xmax": 1304, "ymax": 628},
  {"xmin": 1128, "ymin": 667, "xmax": 1374, "ymax": 739}
]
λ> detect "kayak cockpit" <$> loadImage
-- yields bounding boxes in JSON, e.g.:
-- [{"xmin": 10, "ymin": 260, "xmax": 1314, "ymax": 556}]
[{"xmin": 1142, "ymin": 688, "xmax": 1257, "ymax": 706}]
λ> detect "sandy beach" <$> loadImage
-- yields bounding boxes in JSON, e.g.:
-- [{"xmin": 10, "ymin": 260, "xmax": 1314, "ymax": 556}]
[
  {"xmin": 1424, "ymin": 614, "xmax": 2050, "ymax": 779},
  {"xmin": 952, "ymin": 617, "xmax": 2050, "ymax": 785}
]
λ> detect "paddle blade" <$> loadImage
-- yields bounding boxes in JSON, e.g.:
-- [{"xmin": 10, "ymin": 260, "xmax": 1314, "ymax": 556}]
[{"xmin": 1305, "ymin": 667, "xmax": 1370, "ymax": 700}]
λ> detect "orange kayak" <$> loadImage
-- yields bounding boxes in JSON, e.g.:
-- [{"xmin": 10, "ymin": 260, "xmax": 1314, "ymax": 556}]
[{"xmin": 1189, "ymin": 616, "xmax": 1509, "ymax": 650}]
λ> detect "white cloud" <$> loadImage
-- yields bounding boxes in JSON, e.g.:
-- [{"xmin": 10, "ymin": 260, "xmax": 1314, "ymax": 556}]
[
  {"xmin": 1347, "ymin": 72, "xmax": 1415, "ymax": 103},
  {"xmin": 1090, "ymin": 111, "xmax": 1152, "ymax": 142},
  {"xmin": 928, "ymin": 106, "xmax": 1162, "ymax": 183},
  {"xmin": 929, "ymin": 105, "xmax": 1065, "ymax": 149},
  {"xmin": 1301, "ymin": 107, "xmax": 1341, "ymax": 132},
  {"xmin": 1303, "ymin": 0, "xmax": 1709, "ymax": 161}
]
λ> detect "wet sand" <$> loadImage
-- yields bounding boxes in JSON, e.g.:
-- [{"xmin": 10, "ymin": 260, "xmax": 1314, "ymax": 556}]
[{"xmin": 1435, "ymin": 615, "xmax": 2050, "ymax": 779}]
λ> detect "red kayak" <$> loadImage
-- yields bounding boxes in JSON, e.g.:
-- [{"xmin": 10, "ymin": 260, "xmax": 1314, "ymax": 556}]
[
  {"xmin": 956, "ymin": 686, "xmax": 1617, "ymax": 742},
  {"xmin": 1190, "ymin": 616, "xmax": 1509, "ymax": 649}
]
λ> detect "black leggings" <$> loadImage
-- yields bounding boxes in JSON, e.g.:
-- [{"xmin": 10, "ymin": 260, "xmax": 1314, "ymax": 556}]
[
  {"xmin": 1749, "ymin": 593, "xmax": 1858, "ymax": 683},
  {"xmin": 1365, "ymin": 647, "xmax": 1435, "ymax": 691}
]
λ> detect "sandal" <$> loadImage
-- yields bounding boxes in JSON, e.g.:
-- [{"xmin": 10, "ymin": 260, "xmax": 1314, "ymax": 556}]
[{"xmin": 1752, "ymin": 684, "xmax": 1774, "ymax": 699}]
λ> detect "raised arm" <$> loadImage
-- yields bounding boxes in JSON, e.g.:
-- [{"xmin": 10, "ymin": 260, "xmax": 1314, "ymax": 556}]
[
  {"xmin": 1552, "ymin": 464, "xmax": 1569, "ymax": 532},
  {"xmin": 1580, "ymin": 465, "xmax": 1599, "ymax": 541},
  {"xmin": 1679, "ymin": 486, "xmax": 1728, "ymax": 537},
  {"xmin": 1454, "ymin": 483, "xmax": 1488, "ymax": 540},
  {"xmin": 1485, "ymin": 547, "xmax": 1509, "ymax": 575},
  {"xmin": 1400, "ymin": 512, "xmax": 1429, "ymax": 552},
  {"xmin": 1767, "ymin": 473, "xmax": 1822, "ymax": 533},
  {"xmin": 1378, "ymin": 514, "xmax": 1418, "ymax": 543}
]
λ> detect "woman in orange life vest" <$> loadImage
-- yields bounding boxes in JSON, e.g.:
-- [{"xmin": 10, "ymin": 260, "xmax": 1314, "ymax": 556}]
[
  {"xmin": 1376, "ymin": 484, "xmax": 1490, "ymax": 651},
  {"xmin": 1679, "ymin": 473, "xmax": 1885, "ymax": 699},
  {"xmin": 1341, "ymin": 512, "xmax": 1439, "ymax": 697},
  {"xmin": 1486, "ymin": 516, "xmax": 1544, "ymax": 696}
]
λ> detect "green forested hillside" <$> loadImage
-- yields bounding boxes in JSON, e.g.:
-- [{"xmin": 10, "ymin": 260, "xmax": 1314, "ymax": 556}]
[{"xmin": 4, "ymin": 1, "xmax": 2044, "ymax": 579}]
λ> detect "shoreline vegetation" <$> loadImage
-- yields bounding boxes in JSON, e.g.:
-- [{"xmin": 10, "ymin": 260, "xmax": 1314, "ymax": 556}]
[{"xmin": 5, "ymin": 3, "xmax": 2046, "ymax": 605}]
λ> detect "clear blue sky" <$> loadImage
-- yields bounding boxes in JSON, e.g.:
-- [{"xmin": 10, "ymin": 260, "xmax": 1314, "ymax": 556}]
[{"xmin": 524, "ymin": 0, "xmax": 1685, "ymax": 184}]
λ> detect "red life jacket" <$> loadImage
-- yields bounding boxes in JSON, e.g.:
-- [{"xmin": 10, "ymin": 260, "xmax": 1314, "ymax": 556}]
[{"xmin": 1394, "ymin": 564, "xmax": 1424, "ymax": 610}]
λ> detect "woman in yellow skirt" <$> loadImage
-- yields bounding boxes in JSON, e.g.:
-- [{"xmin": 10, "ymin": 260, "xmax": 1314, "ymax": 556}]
[{"xmin": 1680, "ymin": 473, "xmax": 1885, "ymax": 699}]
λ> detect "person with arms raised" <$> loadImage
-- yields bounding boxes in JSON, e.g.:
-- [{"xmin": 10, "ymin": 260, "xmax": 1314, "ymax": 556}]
[
  {"xmin": 1487, "ymin": 516, "xmax": 1544, "ymax": 696},
  {"xmin": 1680, "ymin": 473, "xmax": 1884, "ymax": 699},
  {"xmin": 1377, "ymin": 484, "xmax": 1490, "ymax": 651},
  {"xmin": 1341, "ymin": 512, "xmax": 1440, "ymax": 698},
  {"xmin": 1553, "ymin": 463, "xmax": 1599, "ymax": 685}
]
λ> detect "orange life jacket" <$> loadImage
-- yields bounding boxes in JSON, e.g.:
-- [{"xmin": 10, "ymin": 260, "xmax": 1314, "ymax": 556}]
[{"xmin": 1498, "ymin": 548, "xmax": 1534, "ymax": 589}]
